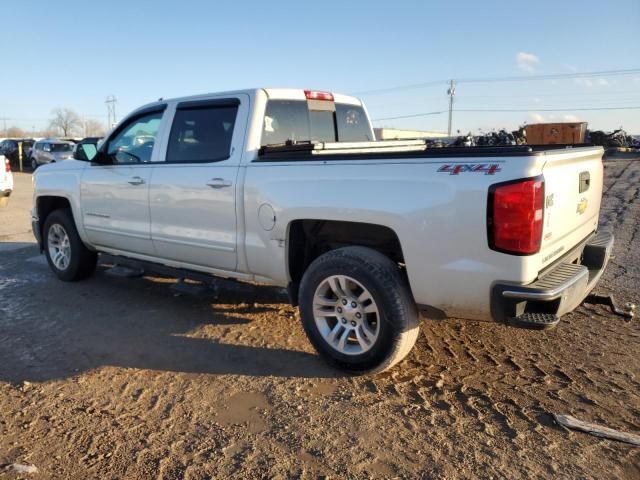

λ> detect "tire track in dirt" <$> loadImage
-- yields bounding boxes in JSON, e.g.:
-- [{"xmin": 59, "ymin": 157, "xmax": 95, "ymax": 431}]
[{"xmin": 1, "ymin": 161, "xmax": 639, "ymax": 479}]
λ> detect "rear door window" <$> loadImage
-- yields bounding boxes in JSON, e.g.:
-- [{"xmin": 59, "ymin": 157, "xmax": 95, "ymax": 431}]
[{"xmin": 166, "ymin": 101, "xmax": 239, "ymax": 163}]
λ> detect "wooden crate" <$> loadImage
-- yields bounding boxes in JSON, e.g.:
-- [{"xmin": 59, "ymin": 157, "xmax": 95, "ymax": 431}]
[{"xmin": 525, "ymin": 122, "xmax": 587, "ymax": 144}]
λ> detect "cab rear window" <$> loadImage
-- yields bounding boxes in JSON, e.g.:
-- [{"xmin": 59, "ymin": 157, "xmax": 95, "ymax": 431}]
[{"xmin": 261, "ymin": 100, "xmax": 372, "ymax": 146}]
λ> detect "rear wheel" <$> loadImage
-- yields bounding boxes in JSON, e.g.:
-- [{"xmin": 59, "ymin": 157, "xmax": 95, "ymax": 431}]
[
  {"xmin": 299, "ymin": 246, "xmax": 420, "ymax": 374},
  {"xmin": 44, "ymin": 209, "xmax": 97, "ymax": 281}
]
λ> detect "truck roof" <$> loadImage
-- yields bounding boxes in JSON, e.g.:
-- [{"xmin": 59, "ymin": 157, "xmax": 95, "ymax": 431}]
[{"xmin": 132, "ymin": 88, "xmax": 363, "ymax": 116}]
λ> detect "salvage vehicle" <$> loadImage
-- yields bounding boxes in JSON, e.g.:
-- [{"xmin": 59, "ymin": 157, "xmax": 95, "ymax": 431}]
[
  {"xmin": 0, "ymin": 138, "xmax": 34, "ymax": 169},
  {"xmin": 30, "ymin": 88, "xmax": 612, "ymax": 373},
  {"xmin": 30, "ymin": 139, "xmax": 75, "ymax": 170},
  {"xmin": 0, "ymin": 155, "xmax": 12, "ymax": 208}
]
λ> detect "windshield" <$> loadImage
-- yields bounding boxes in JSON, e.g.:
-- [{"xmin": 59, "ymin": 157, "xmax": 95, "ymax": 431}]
[
  {"xmin": 51, "ymin": 143, "xmax": 73, "ymax": 152},
  {"xmin": 261, "ymin": 100, "xmax": 372, "ymax": 146}
]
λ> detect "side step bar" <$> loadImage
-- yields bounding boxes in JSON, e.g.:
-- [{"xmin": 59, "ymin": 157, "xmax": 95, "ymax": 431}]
[{"xmin": 508, "ymin": 313, "xmax": 559, "ymax": 330}]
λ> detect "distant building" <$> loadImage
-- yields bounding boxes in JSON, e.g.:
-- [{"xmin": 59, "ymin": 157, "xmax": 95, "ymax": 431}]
[{"xmin": 374, "ymin": 128, "xmax": 448, "ymax": 141}]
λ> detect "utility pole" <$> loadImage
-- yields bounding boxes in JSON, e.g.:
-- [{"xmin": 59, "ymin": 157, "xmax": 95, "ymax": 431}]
[
  {"xmin": 447, "ymin": 79, "xmax": 455, "ymax": 136},
  {"xmin": 105, "ymin": 95, "xmax": 118, "ymax": 128}
]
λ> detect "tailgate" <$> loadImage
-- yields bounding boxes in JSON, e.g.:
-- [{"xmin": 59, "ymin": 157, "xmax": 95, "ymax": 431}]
[{"xmin": 539, "ymin": 147, "xmax": 604, "ymax": 267}]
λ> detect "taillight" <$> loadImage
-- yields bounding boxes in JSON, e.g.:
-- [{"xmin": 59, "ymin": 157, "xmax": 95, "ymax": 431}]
[
  {"xmin": 4, "ymin": 158, "xmax": 10, "ymax": 173},
  {"xmin": 304, "ymin": 90, "xmax": 334, "ymax": 102},
  {"xmin": 488, "ymin": 177, "xmax": 544, "ymax": 255}
]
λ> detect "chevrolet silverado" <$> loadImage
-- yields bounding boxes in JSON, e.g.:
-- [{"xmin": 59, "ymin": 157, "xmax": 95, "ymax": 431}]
[{"xmin": 31, "ymin": 88, "xmax": 612, "ymax": 373}]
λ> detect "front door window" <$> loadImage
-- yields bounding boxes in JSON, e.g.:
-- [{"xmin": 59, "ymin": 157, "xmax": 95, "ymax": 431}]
[{"xmin": 106, "ymin": 112, "xmax": 163, "ymax": 164}]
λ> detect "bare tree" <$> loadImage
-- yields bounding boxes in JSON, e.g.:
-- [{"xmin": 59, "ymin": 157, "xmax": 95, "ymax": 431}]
[
  {"xmin": 82, "ymin": 118, "xmax": 106, "ymax": 137},
  {"xmin": 49, "ymin": 108, "xmax": 81, "ymax": 137},
  {"xmin": 5, "ymin": 126, "xmax": 25, "ymax": 138}
]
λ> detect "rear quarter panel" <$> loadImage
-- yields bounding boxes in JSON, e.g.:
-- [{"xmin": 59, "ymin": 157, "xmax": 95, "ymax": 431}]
[{"xmin": 243, "ymin": 155, "xmax": 545, "ymax": 320}]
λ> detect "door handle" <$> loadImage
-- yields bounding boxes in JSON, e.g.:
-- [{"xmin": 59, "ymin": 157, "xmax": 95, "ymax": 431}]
[
  {"xmin": 206, "ymin": 178, "xmax": 232, "ymax": 188},
  {"xmin": 128, "ymin": 176, "xmax": 145, "ymax": 185}
]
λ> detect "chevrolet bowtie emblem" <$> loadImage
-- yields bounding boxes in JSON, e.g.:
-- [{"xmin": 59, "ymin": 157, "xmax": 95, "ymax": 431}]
[{"xmin": 576, "ymin": 197, "xmax": 588, "ymax": 215}]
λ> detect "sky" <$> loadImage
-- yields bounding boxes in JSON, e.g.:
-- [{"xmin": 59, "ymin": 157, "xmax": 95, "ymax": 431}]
[{"xmin": 1, "ymin": 0, "xmax": 639, "ymax": 135}]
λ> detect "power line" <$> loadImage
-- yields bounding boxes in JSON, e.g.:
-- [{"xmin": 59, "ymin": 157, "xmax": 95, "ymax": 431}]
[
  {"xmin": 371, "ymin": 105, "xmax": 640, "ymax": 122},
  {"xmin": 458, "ymin": 68, "xmax": 640, "ymax": 84},
  {"xmin": 0, "ymin": 114, "xmax": 105, "ymax": 121},
  {"xmin": 458, "ymin": 106, "xmax": 640, "ymax": 112},
  {"xmin": 355, "ymin": 80, "xmax": 448, "ymax": 96},
  {"xmin": 372, "ymin": 111, "xmax": 447, "ymax": 121},
  {"xmin": 356, "ymin": 68, "xmax": 640, "ymax": 96}
]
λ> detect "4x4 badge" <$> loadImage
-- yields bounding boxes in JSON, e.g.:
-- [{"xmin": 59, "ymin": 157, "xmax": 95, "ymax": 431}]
[{"xmin": 437, "ymin": 164, "xmax": 501, "ymax": 175}]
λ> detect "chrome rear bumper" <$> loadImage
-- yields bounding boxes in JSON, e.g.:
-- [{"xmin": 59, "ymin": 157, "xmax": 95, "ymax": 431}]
[{"xmin": 491, "ymin": 231, "xmax": 614, "ymax": 328}]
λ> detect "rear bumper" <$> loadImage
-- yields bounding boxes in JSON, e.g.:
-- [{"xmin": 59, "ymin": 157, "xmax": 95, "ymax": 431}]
[{"xmin": 491, "ymin": 231, "xmax": 614, "ymax": 327}]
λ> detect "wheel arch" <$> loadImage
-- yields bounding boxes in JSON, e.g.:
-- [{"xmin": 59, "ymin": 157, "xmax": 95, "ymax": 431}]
[
  {"xmin": 35, "ymin": 195, "xmax": 73, "ymax": 250},
  {"xmin": 286, "ymin": 219, "xmax": 407, "ymax": 306}
]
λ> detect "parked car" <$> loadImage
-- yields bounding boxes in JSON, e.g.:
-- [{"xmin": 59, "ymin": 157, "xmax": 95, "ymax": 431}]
[
  {"xmin": 30, "ymin": 139, "xmax": 75, "ymax": 170},
  {"xmin": 78, "ymin": 136, "xmax": 103, "ymax": 145},
  {"xmin": 0, "ymin": 138, "xmax": 35, "ymax": 168},
  {"xmin": 0, "ymin": 155, "xmax": 13, "ymax": 208},
  {"xmin": 31, "ymin": 88, "xmax": 611, "ymax": 374}
]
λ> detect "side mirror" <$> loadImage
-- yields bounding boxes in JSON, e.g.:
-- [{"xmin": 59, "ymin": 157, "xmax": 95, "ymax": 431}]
[{"xmin": 74, "ymin": 143, "xmax": 97, "ymax": 161}]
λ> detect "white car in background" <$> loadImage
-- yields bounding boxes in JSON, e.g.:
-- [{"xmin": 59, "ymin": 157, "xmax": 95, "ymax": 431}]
[{"xmin": 0, "ymin": 155, "xmax": 13, "ymax": 208}]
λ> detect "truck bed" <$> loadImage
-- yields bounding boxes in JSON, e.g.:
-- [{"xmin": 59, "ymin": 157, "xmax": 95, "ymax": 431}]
[{"xmin": 257, "ymin": 140, "xmax": 588, "ymax": 161}]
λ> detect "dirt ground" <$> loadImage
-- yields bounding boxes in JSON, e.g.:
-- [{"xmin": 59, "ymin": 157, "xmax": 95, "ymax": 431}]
[{"xmin": 1, "ymin": 164, "xmax": 639, "ymax": 479}]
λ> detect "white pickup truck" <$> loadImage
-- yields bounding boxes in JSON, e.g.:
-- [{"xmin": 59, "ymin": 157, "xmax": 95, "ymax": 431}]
[{"xmin": 31, "ymin": 88, "xmax": 612, "ymax": 373}]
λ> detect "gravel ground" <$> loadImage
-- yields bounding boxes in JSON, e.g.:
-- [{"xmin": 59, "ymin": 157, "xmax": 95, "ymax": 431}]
[{"xmin": 0, "ymin": 166, "xmax": 639, "ymax": 479}]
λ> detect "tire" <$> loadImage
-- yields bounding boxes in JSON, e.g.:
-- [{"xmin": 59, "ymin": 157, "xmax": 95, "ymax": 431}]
[
  {"xmin": 43, "ymin": 208, "xmax": 97, "ymax": 281},
  {"xmin": 298, "ymin": 246, "xmax": 420, "ymax": 374},
  {"xmin": 31, "ymin": 158, "xmax": 37, "ymax": 170}
]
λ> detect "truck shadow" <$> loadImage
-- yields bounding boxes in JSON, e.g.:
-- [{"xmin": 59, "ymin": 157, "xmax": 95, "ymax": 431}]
[{"xmin": 0, "ymin": 245, "xmax": 339, "ymax": 383}]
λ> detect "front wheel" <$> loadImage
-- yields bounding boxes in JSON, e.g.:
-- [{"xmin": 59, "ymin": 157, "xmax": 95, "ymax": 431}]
[
  {"xmin": 299, "ymin": 246, "xmax": 420, "ymax": 374},
  {"xmin": 43, "ymin": 209, "xmax": 97, "ymax": 281}
]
